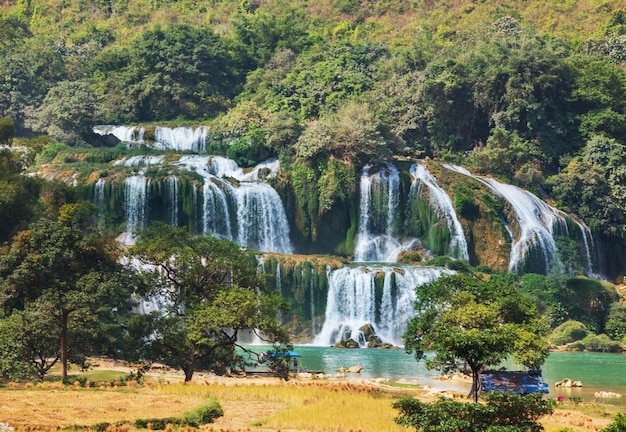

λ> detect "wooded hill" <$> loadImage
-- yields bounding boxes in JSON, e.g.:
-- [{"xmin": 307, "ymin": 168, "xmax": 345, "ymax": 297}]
[{"xmin": 1, "ymin": 0, "xmax": 626, "ymax": 277}]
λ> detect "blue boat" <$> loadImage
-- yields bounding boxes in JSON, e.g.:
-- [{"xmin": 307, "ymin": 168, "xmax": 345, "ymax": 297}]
[{"xmin": 480, "ymin": 370, "xmax": 549, "ymax": 394}]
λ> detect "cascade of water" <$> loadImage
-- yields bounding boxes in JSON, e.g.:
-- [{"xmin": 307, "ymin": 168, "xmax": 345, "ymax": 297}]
[
  {"xmin": 120, "ymin": 175, "xmax": 150, "ymax": 245},
  {"xmin": 94, "ymin": 125, "xmax": 144, "ymax": 144},
  {"xmin": 444, "ymin": 164, "xmax": 594, "ymax": 274},
  {"xmin": 154, "ymin": 126, "xmax": 208, "ymax": 151},
  {"xmin": 235, "ymin": 183, "xmax": 293, "ymax": 254},
  {"xmin": 113, "ymin": 155, "xmax": 165, "ymax": 167},
  {"xmin": 409, "ymin": 163, "xmax": 469, "ymax": 260},
  {"xmin": 354, "ymin": 163, "xmax": 407, "ymax": 262},
  {"xmin": 314, "ymin": 265, "xmax": 453, "ymax": 346},
  {"xmin": 202, "ymin": 178, "xmax": 234, "ymax": 239},
  {"xmin": 167, "ymin": 176, "xmax": 179, "ymax": 227},
  {"xmin": 94, "ymin": 178, "xmax": 105, "ymax": 220}
]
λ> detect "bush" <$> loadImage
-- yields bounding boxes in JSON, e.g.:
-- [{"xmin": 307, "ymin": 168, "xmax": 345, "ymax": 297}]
[
  {"xmin": 394, "ymin": 392, "xmax": 554, "ymax": 432},
  {"xmin": 134, "ymin": 398, "xmax": 223, "ymax": 430},
  {"xmin": 550, "ymin": 320, "xmax": 590, "ymax": 346},
  {"xmin": 603, "ymin": 412, "xmax": 626, "ymax": 432},
  {"xmin": 581, "ymin": 334, "xmax": 623, "ymax": 353}
]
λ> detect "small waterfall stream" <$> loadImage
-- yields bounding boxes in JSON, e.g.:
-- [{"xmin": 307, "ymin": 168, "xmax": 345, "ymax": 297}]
[{"xmin": 409, "ymin": 163, "xmax": 469, "ymax": 260}]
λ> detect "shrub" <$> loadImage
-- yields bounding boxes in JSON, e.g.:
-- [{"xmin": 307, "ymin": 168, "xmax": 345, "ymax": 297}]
[
  {"xmin": 394, "ymin": 392, "xmax": 554, "ymax": 432},
  {"xmin": 581, "ymin": 334, "xmax": 623, "ymax": 353},
  {"xmin": 134, "ymin": 398, "xmax": 223, "ymax": 430},
  {"xmin": 550, "ymin": 320, "xmax": 590, "ymax": 346},
  {"xmin": 603, "ymin": 412, "xmax": 626, "ymax": 432}
]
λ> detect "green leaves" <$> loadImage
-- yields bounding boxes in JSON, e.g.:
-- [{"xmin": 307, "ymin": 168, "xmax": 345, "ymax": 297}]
[
  {"xmin": 130, "ymin": 222, "xmax": 289, "ymax": 381},
  {"xmin": 394, "ymin": 393, "xmax": 554, "ymax": 432},
  {"xmin": 404, "ymin": 274, "xmax": 549, "ymax": 402}
]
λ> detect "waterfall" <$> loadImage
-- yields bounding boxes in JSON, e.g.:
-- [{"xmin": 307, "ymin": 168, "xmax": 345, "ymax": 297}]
[
  {"xmin": 409, "ymin": 163, "xmax": 469, "ymax": 260},
  {"xmin": 120, "ymin": 175, "xmax": 150, "ymax": 245},
  {"xmin": 167, "ymin": 176, "xmax": 179, "ymax": 227},
  {"xmin": 314, "ymin": 265, "xmax": 453, "ymax": 346},
  {"xmin": 354, "ymin": 163, "xmax": 406, "ymax": 262},
  {"xmin": 444, "ymin": 164, "xmax": 594, "ymax": 274},
  {"xmin": 176, "ymin": 155, "xmax": 293, "ymax": 253},
  {"xmin": 235, "ymin": 183, "xmax": 293, "ymax": 254},
  {"xmin": 94, "ymin": 125, "xmax": 144, "ymax": 144},
  {"xmin": 94, "ymin": 178, "xmax": 105, "ymax": 220},
  {"xmin": 202, "ymin": 178, "xmax": 234, "ymax": 239},
  {"xmin": 113, "ymin": 155, "xmax": 165, "ymax": 167},
  {"xmin": 154, "ymin": 126, "xmax": 208, "ymax": 151}
]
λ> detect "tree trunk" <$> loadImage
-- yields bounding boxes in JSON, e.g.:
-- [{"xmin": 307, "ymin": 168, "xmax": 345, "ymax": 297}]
[
  {"xmin": 182, "ymin": 357, "xmax": 196, "ymax": 382},
  {"xmin": 469, "ymin": 365, "xmax": 483, "ymax": 403},
  {"xmin": 60, "ymin": 311, "xmax": 69, "ymax": 381}
]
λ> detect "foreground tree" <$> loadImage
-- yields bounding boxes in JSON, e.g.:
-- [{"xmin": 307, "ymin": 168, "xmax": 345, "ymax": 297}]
[
  {"xmin": 0, "ymin": 203, "xmax": 137, "ymax": 380},
  {"xmin": 403, "ymin": 274, "xmax": 549, "ymax": 402},
  {"xmin": 130, "ymin": 223, "xmax": 289, "ymax": 381}
]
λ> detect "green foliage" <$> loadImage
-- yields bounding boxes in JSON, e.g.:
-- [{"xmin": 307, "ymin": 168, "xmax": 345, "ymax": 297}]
[
  {"xmin": 130, "ymin": 222, "xmax": 289, "ymax": 381},
  {"xmin": 454, "ymin": 188, "xmax": 479, "ymax": 219},
  {"xmin": 98, "ymin": 24, "xmax": 238, "ymax": 122},
  {"xmin": 549, "ymin": 320, "xmax": 591, "ymax": 346},
  {"xmin": 27, "ymin": 80, "xmax": 102, "ymax": 146},
  {"xmin": 0, "ymin": 117, "xmax": 16, "ymax": 145},
  {"xmin": 520, "ymin": 274, "xmax": 618, "ymax": 332},
  {"xmin": 0, "ymin": 203, "xmax": 138, "ymax": 381},
  {"xmin": 0, "ymin": 149, "xmax": 41, "ymax": 242},
  {"xmin": 606, "ymin": 302, "xmax": 626, "ymax": 342},
  {"xmin": 135, "ymin": 398, "xmax": 223, "ymax": 429},
  {"xmin": 579, "ymin": 333, "xmax": 623, "ymax": 353},
  {"xmin": 394, "ymin": 392, "xmax": 554, "ymax": 431},
  {"xmin": 226, "ymin": 128, "xmax": 273, "ymax": 167},
  {"xmin": 603, "ymin": 412, "xmax": 626, "ymax": 432},
  {"xmin": 404, "ymin": 274, "xmax": 549, "ymax": 402}
]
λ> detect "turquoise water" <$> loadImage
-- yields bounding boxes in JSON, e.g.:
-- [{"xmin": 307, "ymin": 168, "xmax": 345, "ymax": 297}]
[{"xmin": 243, "ymin": 346, "xmax": 626, "ymax": 403}]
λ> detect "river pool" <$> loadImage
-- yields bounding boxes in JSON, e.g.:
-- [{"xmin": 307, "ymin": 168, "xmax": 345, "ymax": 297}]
[{"xmin": 243, "ymin": 346, "xmax": 626, "ymax": 404}]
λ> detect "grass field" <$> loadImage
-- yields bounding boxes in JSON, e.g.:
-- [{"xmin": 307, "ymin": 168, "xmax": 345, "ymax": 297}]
[{"xmin": 0, "ymin": 367, "xmax": 623, "ymax": 432}]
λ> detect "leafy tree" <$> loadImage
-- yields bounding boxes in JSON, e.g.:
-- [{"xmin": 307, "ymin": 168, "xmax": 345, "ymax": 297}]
[
  {"xmin": 263, "ymin": 40, "xmax": 388, "ymax": 120},
  {"xmin": 0, "ymin": 149, "xmax": 41, "ymax": 243},
  {"xmin": 403, "ymin": 274, "xmax": 549, "ymax": 402},
  {"xmin": 27, "ymin": 80, "xmax": 102, "ymax": 146},
  {"xmin": 0, "ymin": 13, "xmax": 31, "ymax": 51},
  {"xmin": 0, "ymin": 41, "xmax": 66, "ymax": 132},
  {"xmin": 231, "ymin": 0, "xmax": 311, "ymax": 71},
  {"xmin": 0, "ymin": 203, "xmax": 137, "ymax": 380},
  {"xmin": 394, "ymin": 392, "xmax": 554, "ymax": 432},
  {"xmin": 130, "ymin": 222, "xmax": 289, "ymax": 381},
  {"xmin": 0, "ymin": 304, "xmax": 62, "ymax": 380},
  {"xmin": 108, "ymin": 24, "xmax": 238, "ymax": 121},
  {"xmin": 0, "ymin": 117, "xmax": 15, "ymax": 145}
]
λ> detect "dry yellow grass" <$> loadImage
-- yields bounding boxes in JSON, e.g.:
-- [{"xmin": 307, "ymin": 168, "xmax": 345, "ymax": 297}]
[
  {"xmin": 0, "ymin": 377, "xmax": 621, "ymax": 432},
  {"xmin": 0, "ymin": 386, "xmax": 209, "ymax": 430}
]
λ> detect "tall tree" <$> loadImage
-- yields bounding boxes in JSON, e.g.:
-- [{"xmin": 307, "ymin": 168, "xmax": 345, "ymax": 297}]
[
  {"xmin": 0, "ymin": 203, "xmax": 137, "ymax": 380},
  {"xmin": 27, "ymin": 80, "xmax": 102, "ymax": 146},
  {"xmin": 403, "ymin": 274, "xmax": 549, "ymax": 402},
  {"xmin": 130, "ymin": 222, "xmax": 289, "ymax": 381}
]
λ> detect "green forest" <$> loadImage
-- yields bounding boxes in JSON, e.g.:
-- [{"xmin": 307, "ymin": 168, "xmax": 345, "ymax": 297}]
[{"xmin": 2, "ymin": 0, "xmax": 626, "ymax": 383}]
